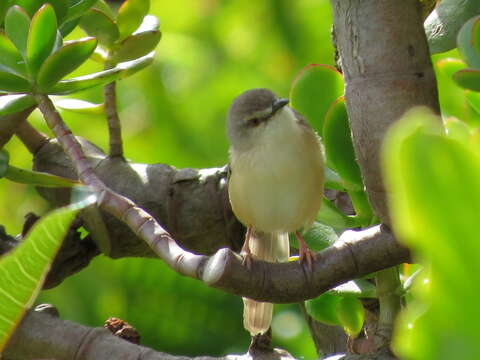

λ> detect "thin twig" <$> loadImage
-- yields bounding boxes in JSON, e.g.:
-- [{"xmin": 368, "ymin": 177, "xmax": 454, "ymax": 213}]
[{"xmin": 104, "ymin": 81, "xmax": 124, "ymax": 158}]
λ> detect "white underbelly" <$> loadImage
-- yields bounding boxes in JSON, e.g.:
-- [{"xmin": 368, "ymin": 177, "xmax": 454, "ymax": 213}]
[{"xmin": 229, "ymin": 131, "xmax": 323, "ymax": 233}]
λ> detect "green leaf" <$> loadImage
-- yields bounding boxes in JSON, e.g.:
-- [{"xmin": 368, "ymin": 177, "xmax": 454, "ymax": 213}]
[
  {"xmin": 323, "ymin": 97, "xmax": 363, "ymax": 190},
  {"xmin": 110, "ymin": 30, "xmax": 161, "ymax": 63},
  {"xmin": 5, "ymin": 5, "xmax": 31, "ymax": 56},
  {"xmin": 5, "ymin": 165, "xmax": 79, "ymax": 187},
  {"xmin": 116, "ymin": 0, "xmax": 150, "ymax": 40},
  {"xmin": 336, "ymin": 295, "xmax": 365, "ymax": 337},
  {"xmin": 457, "ymin": 15, "xmax": 480, "ymax": 69},
  {"xmin": 0, "ymin": 94, "xmax": 36, "ymax": 116},
  {"xmin": 290, "ymin": 64, "xmax": 344, "ymax": 131},
  {"xmin": 64, "ymin": 0, "xmax": 97, "ymax": 22},
  {"xmin": 53, "ymin": 98, "xmax": 104, "ymax": 114},
  {"xmin": 49, "ymin": 53, "xmax": 154, "ymax": 95},
  {"xmin": 466, "ymin": 90, "xmax": 480, "ymax": 114},
  {"xmin": 0, "ymin": 150, "xmax": 9, "ymax": 177},
  {"xmin": 27, "ymin": 4, "xmax": 58, "ymax": 77},
  {"xmin": 12, "ymin": 0, "xmax": 68, "ymax": 22},
  {"xmin": 425, "ymin": 0, "xmax": 480, "ymax": 54},
  {"xmin": 348, "ymin": 190, "xmax": 375, "ymax": 226},
  {"xmin": 0, "ymin": 194, "xmax": 95, "ymax": 352},
  {"xmin": 444, "ymin": 117, "xmax": 471, "ymax": 142},
  {"xmin": 0, "ymin": 71, "xmax": 32, "ymax": 92},
  {"xmin": 330, "ymin": 279, "xmax": 377, "ymax": 298},
  {"xmin": 453, "ymin": 68, "xmax": 480, "ymax": 91},
  {"xmin": 59, "ymin": 17, "xmax": 80, "ymax": 36},
  {"xmin": 473, "ymin": 16, "xmax": 480, "ymax": 55},
  {"xmin": 0, "ymin": 1, "xmax": 12, "ymax": 25},
  {"xmin": 37, "ymin": 37, "xmax": 97, "ymax": 90},
  {"xmin": 317, "ymin": 197, "xmax": 356, "ymax": 230},
  {"xmin": 79, "ymin": 9, "xmax": 119, "ymax": 47},
  {"xmin": 324, "ymin": 166, "xmax": 346, "ymax": 191},
  {"xmin": 289, "ymin": 221, "xmax": 338, "ymax": 252},
  {"xmin": 384, "ymin": 107, "xmax": 480, "ymax": 359},
  {"xmin": 0, "ymin": 33, "xmax": 27, "ymax": 77},
  {"xmin": 305, "ymin": 293, "xmax": 342, "ymax": 326}
]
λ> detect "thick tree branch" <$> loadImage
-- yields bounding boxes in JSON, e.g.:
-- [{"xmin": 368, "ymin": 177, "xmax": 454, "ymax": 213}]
[
  {"xmin": 331, "ymin": 0, "xmax": 440, "ymax": 224},
  {"xmin": 0, "ymin": 106, "xmax": 36, "ymax": 149},
  {"xmin": 3, "ymin": 309, "xmax": 295, "ymax": 360}
]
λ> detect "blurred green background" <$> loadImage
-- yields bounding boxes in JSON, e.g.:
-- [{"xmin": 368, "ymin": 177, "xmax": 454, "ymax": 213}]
[{"xmin": 1, "ymin": 0, "xmax": 335, "ymax": 357}]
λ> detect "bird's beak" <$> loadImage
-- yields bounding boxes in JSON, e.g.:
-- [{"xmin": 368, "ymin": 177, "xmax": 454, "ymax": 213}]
[{"xmin": 272, "ymin": 98, "xmax": 289, "ymax": 114}]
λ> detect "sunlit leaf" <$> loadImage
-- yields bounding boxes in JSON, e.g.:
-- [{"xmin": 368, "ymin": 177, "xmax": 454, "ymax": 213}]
[
  {"xmin": 305, "ymin": 293, "xmax": 342, "ymax": 326},
  {"xmin": 111, "ymin": 30, "xmax": 161, "ymax": 63},
  {"xmin": 63, "ymin": 0, "xmax": 96, "ymax": 22},
  {"xmin": 323, "ymin": 97, "xmax": 363, "ymax": 190},
  {"xmin": 5, "ymin": 5, "xmax": 31, "ymax": 56},
  {"xmin": 116, "ymin": 0, "xmax": 150, "ymax": 40},
  {"xmin": 444, "ymin": 117, "xmax": 471, "ymax": 142},
  {"xmin": 317, "ymin": 197, "xmax": 356, "ymax": 230},
  {"xmin": 0, "ymin": 71, "xmax": 32, "ymax": 92},
  {"xmin": 453, "ymin": 68, "xmax": 480, "ymax": 91},
  {"xmin": 54, "ymin": 98, "xmax": 104, "ymax": 114},
  {"xmin": 27, "ymin": 4, "xmax": 58, "ymax": 76},
  {"xmin": 289, "ymin": 221, "xmax": 338, "ymax": 252},
  {"xmin": 384, "ymin": 107, "xmax": 480, "ymax": 359},
  {"xmin": 134, "ymin": 14, "xmax": 159, "ymax": 34},
  {"xmin": 290, "ymin": 64, "xmax": 344, "ymax": 130},
  {"xmin": 0, "ymin": 94, "xmax": 36, "ymax": 116},
  {"xmin": 49, "ymin": 53, "xmax": 154, "ymax": 95},
  {"xmin": 13, "ymin": 0, "xmax": 68, "ymax": 22},
  {"xmin": 466, "ymin": 90, "xmax": 480, "ymax": 114},
  {"xmin": 5, "ymin": 165, "xmax": 79, "ymax": 187},
  {"xmin": 0, "ymin": 33, "xmax": 26, "ymax": 78},
  {"xmin": 37, "ymin": 37, "xmax": 97, "ymax": 90},
  {"xmin": 336, "ymin": 295, "xmax": 365, "ymax": 337},
  {"xmin": 80, "ymin": 9, "xmax": 119, "ymax": 47},
  {"xmin": 0, "ymin": 194, "xmax": 96, "ymax": 352},
  {"xmin": 324, "ymin": 166, "xmax": 346, "ymax": 191}
]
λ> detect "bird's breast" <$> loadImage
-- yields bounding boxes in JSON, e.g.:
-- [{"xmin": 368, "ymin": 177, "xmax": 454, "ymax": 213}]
[{"xmin": 229, "ymin": 121, "xmax": 323, "ymax": 233}]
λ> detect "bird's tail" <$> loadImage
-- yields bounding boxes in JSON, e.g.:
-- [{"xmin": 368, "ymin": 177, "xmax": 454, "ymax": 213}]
[{"xmin": 243, "ymin": 230, "xmax": 289, "ymax": 336}]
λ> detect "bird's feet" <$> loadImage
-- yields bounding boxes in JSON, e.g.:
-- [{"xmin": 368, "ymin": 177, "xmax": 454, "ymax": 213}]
[{"xmin": 296, "ymin": 231, "xmax": 316, "ymax": 271}]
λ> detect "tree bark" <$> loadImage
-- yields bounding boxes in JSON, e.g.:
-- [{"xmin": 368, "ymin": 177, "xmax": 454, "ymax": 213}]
[{"xmin": 331, "ymin": 0, "xmax": 440, "ymax": 224}]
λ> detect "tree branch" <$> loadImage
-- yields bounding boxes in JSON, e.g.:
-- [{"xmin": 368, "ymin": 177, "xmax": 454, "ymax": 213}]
[
  {"xmin": 331, "ymin": 0, "xmax": 440, "ymax": 224},
  {"xmin": 104, "ymin": 81, "xmax": 124, "ymax": 159},
  {"xmin": 3, "ymin": 309, "xmax": 295, "ymax": 360}
]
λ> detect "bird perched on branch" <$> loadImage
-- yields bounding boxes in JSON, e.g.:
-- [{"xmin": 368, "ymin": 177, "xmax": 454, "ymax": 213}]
[{"xmin": 227, "ymin": 88, "xmax": 324, "ymax": 336}]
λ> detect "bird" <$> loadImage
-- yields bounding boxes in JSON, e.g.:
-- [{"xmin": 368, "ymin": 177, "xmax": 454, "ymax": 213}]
[{"xmin": 226, "ymin": 88, "xmax": 324, "ymax": 336}]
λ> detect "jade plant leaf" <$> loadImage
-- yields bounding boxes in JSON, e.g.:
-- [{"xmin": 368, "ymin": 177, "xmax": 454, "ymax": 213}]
[
  {"xmin": 290, "ymin": 64, "xmax": 344, "ymax": 131},
  {"xmin": 383, "ymin": 107, "xmax": 480, "ymax": 359},
  {"xmin": 0, "ymin": 71, "xmax": 32, "ymax": 92},
  {"xmin": 457, "ymin": 15, "xmax": 480, "ymax": 69},
  {"xmin": 12, "ymin": 0, "xmax": 68, "ymax": 22},
  {"xmin": 0, "ymin": 33, "xmax": 27, "ymax": 76},
  {"xmin": 49, "ymin": 53, "xmax": 154, "ymax": 95},
  {"xmin": 453, "ymin": 68, "xmax": 480, "ymax": 92},
  {"xmin": 305, "ymin": 293, "xmax": 342, "ymax": 326},
  {"xmin": 110, "ymin": 30, "xmax": 161, "ymax": 63},
  {"xmin": 53, "ymin": 98, "xmax": 104, "ymax": 115},
  {"xmin": 36, "ymin": 37, "xmax": 97, "ymax": 90},
  {"xmin": 5, "ymin": 5, "xmax": 31, "ymax": 56},
  {"xmin": 0, "ymin": 94, "xmax": 36, "ymax": 116},
  {"xmin": 4, "ymin": 165, "xmax": 79, "ymax": 187},
  {"xmin": 323, "ymin": 96, "xmax": 363, "ymax": 190},
  {"xmin": 0, "ymin": 193, "xmax": 96, "ymax": 352},
  {"xmin": 80, "ymin": 9, "xmax": 119, "ymax": 47},
  {"xmin": 27, "ymin": 4, "xmax": 58, "ymax": 76},
  {"xmin": 336, "ymin": 295, "xmax": 365, "ymax": 337},
  {"xmin": 116, "ymin": 0, "xmax": 150, "ymax": 40}
]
